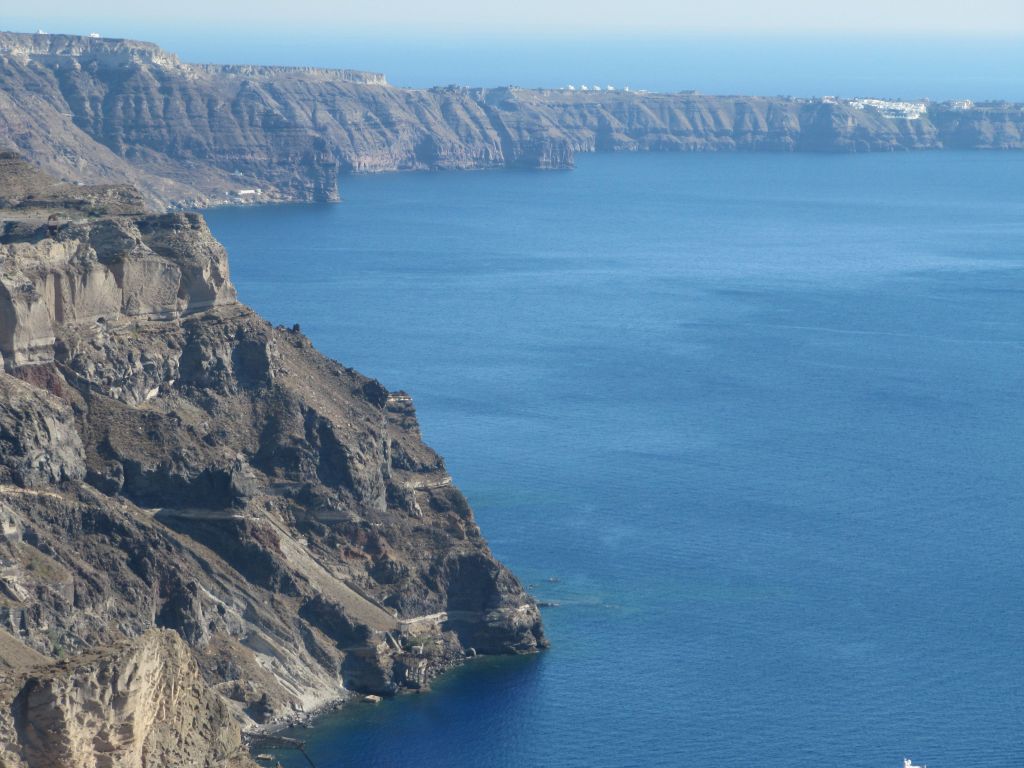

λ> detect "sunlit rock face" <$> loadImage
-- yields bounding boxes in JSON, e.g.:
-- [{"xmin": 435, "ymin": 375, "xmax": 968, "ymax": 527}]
[
  {"xmin": 2, "ymin": 631, "xmax": 246, "ymax": 768},
  {"xmin": 0, "ymin": 212, "xmax": 236, "ymax": 370}
]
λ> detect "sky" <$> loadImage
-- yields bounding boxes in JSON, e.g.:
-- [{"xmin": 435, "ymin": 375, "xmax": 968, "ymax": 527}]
[
  {"xmin": 7, "ymin": 0, "xmax": 1024, "ymax": 36},
  {"xmin": 4, "ymin": 2, "xmax": 1023, "ymax": 100}
]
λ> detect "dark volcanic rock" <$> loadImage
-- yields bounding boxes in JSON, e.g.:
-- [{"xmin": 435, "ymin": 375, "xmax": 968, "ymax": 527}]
[
  {"xmin": 0, "ymin": 156, "xmax": 545, "ymax": 767},
  {"xmin": 0, "ymin": 373, "xmax": 85, "ymax": 487}
]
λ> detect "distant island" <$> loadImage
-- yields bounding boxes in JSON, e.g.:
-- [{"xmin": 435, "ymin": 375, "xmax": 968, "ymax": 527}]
[{"xmin": 0, "ymin": 30, "xmax": 1021, "ymax": 209}]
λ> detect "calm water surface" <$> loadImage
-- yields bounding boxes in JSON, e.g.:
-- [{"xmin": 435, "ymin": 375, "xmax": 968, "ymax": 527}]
[{"xmin": 205, "ymin": 152, "xmax": 1024, "ymax": 768}]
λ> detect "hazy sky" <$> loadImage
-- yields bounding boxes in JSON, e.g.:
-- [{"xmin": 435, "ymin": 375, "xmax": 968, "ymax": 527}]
[
  {"xmin": 7, "ymin": 1, "xmax": 1023, "ymax": 99},
  {"xmin": 9, "ymin": 0, "xmax": 1024, "ymax": 36}
]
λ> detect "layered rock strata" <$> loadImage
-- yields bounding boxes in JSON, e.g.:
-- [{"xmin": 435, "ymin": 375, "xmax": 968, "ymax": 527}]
[
  {"xmin": 0, "ymin": 155, "xmax": 545, "ymax": 767},
  {"xmin": 0, "ymin": 32, "xmax": 1021, "ymax": 208}
]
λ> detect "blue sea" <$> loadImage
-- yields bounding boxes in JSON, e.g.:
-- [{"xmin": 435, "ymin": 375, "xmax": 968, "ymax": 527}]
[{"xmin": 204, "ymin": 151, "xmax": 1024, "ymax": 768}]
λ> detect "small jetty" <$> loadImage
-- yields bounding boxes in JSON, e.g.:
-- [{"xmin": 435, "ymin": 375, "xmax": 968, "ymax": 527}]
[{"xmin": 245, "ymin": 733, "xmax": 317, "ymax": 767}]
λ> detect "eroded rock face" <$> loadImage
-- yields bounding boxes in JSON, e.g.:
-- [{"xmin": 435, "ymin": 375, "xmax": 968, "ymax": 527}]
[
  {"xmin": 0, "ymin": 156, "xmax": 544, "ymax": 766},
  {"xmin": 1, "ymin": 631, "xmax": 246, "ymax": 768},
  {"xmin": 0, "ymin": 208, "xmax": 236, "ymax": 370},
  {"xmin": 1, "ymin": 32, "xmax": 1020, "ymax": 208}
]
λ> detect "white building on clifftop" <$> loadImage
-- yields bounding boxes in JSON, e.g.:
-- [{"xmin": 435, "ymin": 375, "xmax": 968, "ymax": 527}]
[{"xmin": 848, "ymin": 98, "xmax": 928, "ymax": 120}]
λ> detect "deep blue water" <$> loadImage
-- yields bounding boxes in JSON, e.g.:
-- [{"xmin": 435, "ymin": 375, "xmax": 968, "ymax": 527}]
[{"xmin": 204, "ymin": 152, "xmax": 1024, "ymax": 768}]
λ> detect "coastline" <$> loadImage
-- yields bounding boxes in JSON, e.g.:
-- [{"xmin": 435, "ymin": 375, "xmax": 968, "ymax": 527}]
[{"xmin": 2, "ymin": 30, "xmax": 1022, "ymax": 212}]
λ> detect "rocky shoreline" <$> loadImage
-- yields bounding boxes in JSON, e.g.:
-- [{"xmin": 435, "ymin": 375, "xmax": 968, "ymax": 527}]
[
  {"xmin": 252, "ymin": 645, "xmax": 482, "ymax": 734},
  {"xmin": 0, "ymin": 152, "xmax": 545, "ymax": 767}
]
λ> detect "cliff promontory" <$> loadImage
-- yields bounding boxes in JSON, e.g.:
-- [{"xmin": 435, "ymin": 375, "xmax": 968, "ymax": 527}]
[
  {"xmin": 1, "ymin": 31, "xmax": 1021, "ymax": 208},
  {"xmin": 0, "ymin": 153, "xmax": 545, "ymax": 766}
]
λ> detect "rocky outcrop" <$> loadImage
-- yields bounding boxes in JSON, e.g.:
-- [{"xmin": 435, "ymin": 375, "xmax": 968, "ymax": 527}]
[
  {"xmin": 0, "ymin": 630, "xmax": 249, "ymax": 768},
  {"xmin": 0, "ymin": 210, "xmax": 236, "ymax": 370},
  {"xmin": 0, "ymin": 156, "xmax": 545, "ymax": 766},
  {"xmin": 1, "ymin": 32, "xmax": 1020, "ymax": 208},
  {"xmin": 0, "ymin": 374, "xmax": 85, "ymax": 486}
]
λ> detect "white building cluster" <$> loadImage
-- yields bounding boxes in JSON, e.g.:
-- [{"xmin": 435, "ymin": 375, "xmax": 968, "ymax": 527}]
[
  {"xmin": 848, "ymin": 98, "xmax": 929, "ymax": 120},
  {"xmin": 564, "ymin": 85, "xmax": 630, "ymax": 93}
]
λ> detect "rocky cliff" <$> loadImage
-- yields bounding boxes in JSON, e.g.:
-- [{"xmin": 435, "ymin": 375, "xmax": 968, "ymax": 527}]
[
  {"xmin": 0, "ymin": 154, "xmax": 545, "ymax": 766},
  {"xmin": 1, "ymin": 31, "xmax": 1021, "ymax": 208}
]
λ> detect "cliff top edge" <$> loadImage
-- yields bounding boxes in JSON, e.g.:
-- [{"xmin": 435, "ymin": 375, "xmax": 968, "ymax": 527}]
[{"xmin": 0, "ymin": 30, "xmax": 388, "ymax": 85}]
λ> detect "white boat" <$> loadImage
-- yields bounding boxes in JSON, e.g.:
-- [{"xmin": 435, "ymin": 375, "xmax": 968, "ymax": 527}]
[{"xmin": 904, "ymin": 758, "xmax": 926, "ymax": 768}]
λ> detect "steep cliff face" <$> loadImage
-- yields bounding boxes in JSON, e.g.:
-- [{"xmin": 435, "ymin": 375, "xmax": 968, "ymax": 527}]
[
  {"xmin": 526, "ymin": 91, "xmax": 945, "ymax": 152},
  {"xmin": 0, "ymin": 156, "xmax": 544, "ymax": 765},
  {"xmin": 1, "ymin": 32, "xmax": 1020, "ymax": 208}
]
